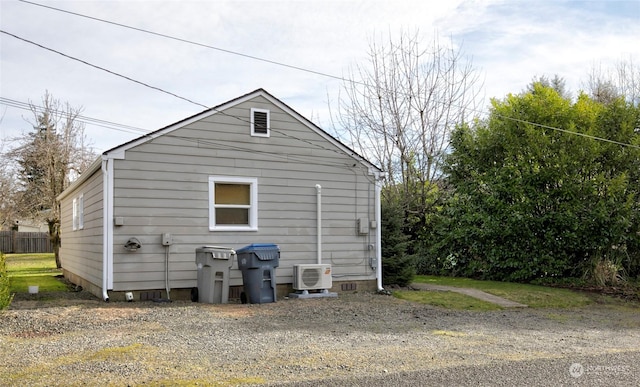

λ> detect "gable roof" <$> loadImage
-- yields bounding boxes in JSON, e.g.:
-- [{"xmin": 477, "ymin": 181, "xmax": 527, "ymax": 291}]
[
  {"xmin": 58, "ymin": 89, "xmax": 381, "ymax": 201},
  {"xmin": 106, "ymin": 88, "xmax": 379, "ymax": 169}
]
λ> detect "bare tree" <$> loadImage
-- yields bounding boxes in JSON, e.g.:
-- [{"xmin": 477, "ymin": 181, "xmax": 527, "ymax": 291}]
[
  {"xmin": 0, "ymin": 140, "xmax": 19, "ymax": 231},
  {"xmin": 334, "ymin": 30, "xmax": 482, "ymax": 208},
  {"xmin": 585, "ymin": 56, "xmax": 640, "ymax": 105},
  {"xmin": 6, "ymin": 92, "xmax": 96, "ymax": 267}
]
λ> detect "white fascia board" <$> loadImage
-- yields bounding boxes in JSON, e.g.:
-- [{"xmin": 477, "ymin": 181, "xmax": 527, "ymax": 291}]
[
  {"xmin": 101, "ymin": 89, "xmax": 382, "ymax": 174},
  {"xmin": 257, "ymin": 92, "xmax": 382, "ymax": 175}
]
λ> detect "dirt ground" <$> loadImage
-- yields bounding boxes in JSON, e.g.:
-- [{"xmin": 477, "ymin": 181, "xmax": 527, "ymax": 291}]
[{"xmin": 1, "ymin": 290, "xmax": 639, "ymax": 386}]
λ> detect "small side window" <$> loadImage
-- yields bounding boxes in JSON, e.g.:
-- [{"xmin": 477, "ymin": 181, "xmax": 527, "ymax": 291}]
[
  {"xmin": 251, "ymin": 108, "xmax": 270, "ymax": 137},
  {"xmin": 72, "ymin": 198, "xmax": 78, "ymax": 231},
  {"xmin": 78, "ymin": 194, "xmax": 84, "ymax": 230},
  {"xmin": 72, "ymin": 194, "xmax": 84, "ymax": 231}
]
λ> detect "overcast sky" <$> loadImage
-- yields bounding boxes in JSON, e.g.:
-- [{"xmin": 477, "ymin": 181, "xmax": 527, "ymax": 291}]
[{"xmin": 1, "ymin": 0, "xmax": 639, "ymax": 153}]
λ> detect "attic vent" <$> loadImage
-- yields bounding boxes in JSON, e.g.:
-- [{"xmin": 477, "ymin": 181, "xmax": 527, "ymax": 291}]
[{"xmin": 251, "ymin": 108, "xmax": 270, "ymax": 137}]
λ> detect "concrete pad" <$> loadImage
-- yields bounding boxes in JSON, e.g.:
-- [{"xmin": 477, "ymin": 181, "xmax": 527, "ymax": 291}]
[{"xmin": 288, "ymin": 290, "xmax": 338, "ymax": 299}]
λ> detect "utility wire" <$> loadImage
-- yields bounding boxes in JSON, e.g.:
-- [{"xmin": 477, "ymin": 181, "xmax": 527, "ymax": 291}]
[
  {"xmin": 0, "ymin": 97, "xmax": 149, "ymax": 135},
  {"xmin": 2, "ymin": 94, "xmax": 356, "ymax": 168},
  {"xmin": 18, "ymin": 0, "xmax": 350, "ymax": 84},
  {"xmin": 0, "ymin": 30, "xmax": 209, "ymax": 110},
  {"xmin": 2, "ymin": 29, "xmax": 360, "ymax": 158},
  {"xmin": 503, "ymin": 115, "xmax": 640, "ymax": 149},
  {"xmin": 4, "ymin": 2, "xmax": 639, "ymax": 152}
]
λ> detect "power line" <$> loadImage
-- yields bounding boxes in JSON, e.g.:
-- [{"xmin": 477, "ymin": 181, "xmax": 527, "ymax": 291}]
[
  {"xmin": 18, "ymin": 0, "xmax": 350, "ymax": 84},
  {"xmin": 1, "ymin": 94, "xmax": 358, "ymax": 168},
  {"xmin": 0, "ymin": 97, "xmax": 148, "ymax": 135},
  {"xmin": 1, "ymin": 29, "xmax": 360, "ymax": 158},
  {"xmin": 0, "ymin": 30, "xmax": 210, "ymax": 110},
  {"xmin": 4, "ymin": 3, "xmax": 638, "ymax": 151},
  {"xmin": 500, "ymin": 114, "xmax": 640, "ymax": 149}
]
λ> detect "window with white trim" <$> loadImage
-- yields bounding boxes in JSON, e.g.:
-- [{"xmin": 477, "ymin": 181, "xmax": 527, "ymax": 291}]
[
  {"xmin": 72, "ymin": 193, "xmax": 84, "ymax": 231},
  {"xmin": 251, "ymin": 108, "xmax": 270, "ymax": 137},
  {"xmin": 72, "ymin": 198, "xmax": 78, "ymax": 231},
  {"xmin": 208, "ymin": 176, "xmax": 258, "ymax": 231},
  {"xmin": 78, "ymin": 193, "xmax": 84, "ymax": 230}
]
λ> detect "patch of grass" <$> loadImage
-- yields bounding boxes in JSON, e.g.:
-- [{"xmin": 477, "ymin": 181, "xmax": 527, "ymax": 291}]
[
  {"xmin": 393, "ymin": 289, "xmax": 503, "ymax": 311},
  {"xmin": 88, "ymin": 343, "xmax": 146, "ymax": 362},
  {"xmin": 0, "ymin": 252, "xmax": 12, "ymax": 310},
  {"xmin": 8, "ymin": 275, "xmax": 68, "ymax": 293},
  {"xmin": 6, "ymin": 253, "xmax": 66, "ymax": 293},
  {"xmin": 432, "ymin": 330, "xmax": 467, "ymax": 337},
  {"xmin": 6, "ymin": 253, "xmax": 59, "ymax": 275},
  {"xmin": 414, "ymin": 275, "xmax": 593, "ymax": 308}
]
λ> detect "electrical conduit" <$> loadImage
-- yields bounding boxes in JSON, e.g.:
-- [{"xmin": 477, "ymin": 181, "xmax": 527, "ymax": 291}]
[
  {"xmin": 375, "ymin": 177, "xmax": 383, "ymax": 291},
  {"xmin": 316, "ymin": 184, "xmax": 322, "ymax": 264},
  {"xmin": 101, "ymin": 159, "xmax": 110, "ymax": 301}
]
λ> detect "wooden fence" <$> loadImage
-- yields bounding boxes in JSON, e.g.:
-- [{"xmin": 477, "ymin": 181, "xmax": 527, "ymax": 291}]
[{"xmin": 0, "ymin": 231, "xmax": 53, "ymax": 254}]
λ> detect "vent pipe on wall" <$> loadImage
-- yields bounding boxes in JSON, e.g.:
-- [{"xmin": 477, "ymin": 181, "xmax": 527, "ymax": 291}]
[
  {"xmin": 315, "ymin": 184, "xmax": 322, "ymax": 264},
  {"xmin": 375, "ymin": 175, "xmax": 384, "ymax": 292}
]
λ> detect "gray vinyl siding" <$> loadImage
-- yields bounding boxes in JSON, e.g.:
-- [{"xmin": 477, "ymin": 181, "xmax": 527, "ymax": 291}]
[
  {"xmin": 59, "ymin": 169, "xmax": 104, "ymax": 289},
  {"xmin": 110, "ymin": 95, "xmax": 377, "ymax": 292}
]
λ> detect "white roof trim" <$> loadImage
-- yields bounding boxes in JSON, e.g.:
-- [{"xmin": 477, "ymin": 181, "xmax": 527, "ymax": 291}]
[
  {"xmin": 103, "ymin": 89, "xmax": 381, "ymax": 173},
  {"xmin": 59, "ymin": 89, "xmax": 381, "ymax": 202}
]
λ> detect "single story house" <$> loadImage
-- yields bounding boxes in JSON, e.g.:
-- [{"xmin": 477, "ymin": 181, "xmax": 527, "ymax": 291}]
[
  {"xmin": 14, "ymin": 219, "xmax": 49, "ymax": 233},
  {"xmin": 57, "ymin": 89, "xmax": 384, "ymax": 301}
]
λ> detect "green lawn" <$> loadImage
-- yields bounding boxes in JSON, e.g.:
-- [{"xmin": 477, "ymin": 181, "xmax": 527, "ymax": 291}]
[
  {"xmin": 393, "ymin": 275, "xmax": 594, "ymax": 309},
  {"xmin": 6, "ymin": 253, "xmax": 68, "ymax": 293},
  {"xmin": 394, "ymin": 287, "xmax": 503, "ymax": 311}
]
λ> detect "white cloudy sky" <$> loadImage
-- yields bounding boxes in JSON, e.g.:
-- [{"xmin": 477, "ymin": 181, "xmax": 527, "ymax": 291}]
[{"xmin": 1, "ymin": 0, "xmax": 639, "ymax": 153}]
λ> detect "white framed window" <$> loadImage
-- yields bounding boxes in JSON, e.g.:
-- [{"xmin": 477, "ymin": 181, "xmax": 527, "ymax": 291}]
[
  {"xmin": 208, "ymin": 176, "xmax": 258, "ymax": 231},
  {"xmin": 72, "ymin": 194, "xmax": 84, "ymax": 231},
  {"xmin": 251, "ymin": 108, "xmax": 270, "ymax": 137},
  {"xmin": 72, "ymin": 198, "xmax": 78, "ymax": 231},
  {"xmin": 78, "ymin": 193, "xmax": 84, "ymax": 230}
]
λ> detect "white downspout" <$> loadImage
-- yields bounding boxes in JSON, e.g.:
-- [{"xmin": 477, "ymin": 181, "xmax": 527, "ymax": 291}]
[
  {"xmin": 164, "ymin": 245, "xmax": 171, "ymax": 300},
  {"xmin": 315, "ymin": 184, "xmax": 322, "ymax": 264},
  {"xmin": 375, "ymin": 177, "xmax": 383, "ymax": 291},
  {"xmin": 101, "ymin": 159, "xmax": 110, "ymax": 301}
]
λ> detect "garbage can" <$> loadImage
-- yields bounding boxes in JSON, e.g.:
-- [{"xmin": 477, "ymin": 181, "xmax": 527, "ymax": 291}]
[
  {"xmin": 236, "ymin": 243, "xmax": 280, "ymax": 304},
  {"xmin": 195, "ymin": 246, "xmax": 235, "ymax": 303}
]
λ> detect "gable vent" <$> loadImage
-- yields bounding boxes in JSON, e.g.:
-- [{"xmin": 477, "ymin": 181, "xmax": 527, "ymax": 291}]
[{"xmin": 251, "ymin": 108, "xmax": 270, "ymax": 136}]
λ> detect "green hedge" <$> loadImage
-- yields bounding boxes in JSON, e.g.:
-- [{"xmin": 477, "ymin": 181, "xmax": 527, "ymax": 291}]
[{"xmin": 0, "ymin": 252, "xmax": 12, "ymax": 310}]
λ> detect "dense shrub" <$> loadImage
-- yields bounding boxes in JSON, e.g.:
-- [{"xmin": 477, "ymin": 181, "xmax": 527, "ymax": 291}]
[
  {"xmin": 0, "ymin": 252, "xmax": 12, "ymax": 310},
  {"xmin": 381, "ymin": 200, "xmax": 416, "ymax": 287},
  {"xmin": 423, "ymin": 85, "xmax": 640, "ymax": 282}
]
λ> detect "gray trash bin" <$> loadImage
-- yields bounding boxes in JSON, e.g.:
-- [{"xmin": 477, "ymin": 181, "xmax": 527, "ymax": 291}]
[
  {"xmin": 195, "ymin": 246, "xmax": 235, "ymax": 303},
  {"xmin": 236, "ymin": 243, "xmax": 280, "ymax": 304}
]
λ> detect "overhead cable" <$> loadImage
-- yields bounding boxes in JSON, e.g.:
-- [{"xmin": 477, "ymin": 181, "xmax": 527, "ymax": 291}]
[
  {"xmin": 0, "ymin": 97, "xmax": 148, "ymax": 135},
  {"xmin": 0, "ymin": 30, "xmax": 210, "ymax": 110},
  {"xmin": 18, "ymin": 0, "xmax": 350, "ymax": 84}
]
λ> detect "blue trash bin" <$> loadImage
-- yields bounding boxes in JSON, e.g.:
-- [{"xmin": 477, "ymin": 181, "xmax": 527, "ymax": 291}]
[{"xmin": 236, "ymin": 243, "xmax": 280, "ymax": 304}]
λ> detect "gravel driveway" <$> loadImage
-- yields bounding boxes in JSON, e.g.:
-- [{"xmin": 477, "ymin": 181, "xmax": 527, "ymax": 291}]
[{"xmin": 1, "ymin": 291, "xmax": 639, "ymax": 386}]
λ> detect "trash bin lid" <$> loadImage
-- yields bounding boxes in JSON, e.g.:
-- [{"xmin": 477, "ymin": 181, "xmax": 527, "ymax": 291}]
[
  {"xmin": 198, "ymin": 245, "xmax": 235, "ymax": 252},
  {"xmin": 196, "ymin": 246, "xmax": 236, "ymax": 260},
  {"xmin": 236, "ymin": 243, "xmax": 280, "ymax": 260}
]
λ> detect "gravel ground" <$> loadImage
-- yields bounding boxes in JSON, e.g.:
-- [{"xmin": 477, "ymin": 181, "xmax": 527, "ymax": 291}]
[{"xmin": 1, "ymin": 290, "xmax": 639, "ymax": 386}]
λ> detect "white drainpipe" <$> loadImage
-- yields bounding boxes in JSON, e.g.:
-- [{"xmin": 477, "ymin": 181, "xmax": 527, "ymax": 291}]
[
  {"xmin": 375, "ymin": 176, "xmax": 383, "ymax": 291},
  {"xmin": 101, "ymin": 159, "xmax": 110, "ymax": 301},
  {"xmin": 315, "ymin": 184, "xmax": 322, "ymax": 264}
]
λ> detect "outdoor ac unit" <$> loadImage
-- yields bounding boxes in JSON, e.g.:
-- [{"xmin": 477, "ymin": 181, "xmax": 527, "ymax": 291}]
[{"xmin": 293, "ymin": 264, "xmax": 332, "ymax": 290}]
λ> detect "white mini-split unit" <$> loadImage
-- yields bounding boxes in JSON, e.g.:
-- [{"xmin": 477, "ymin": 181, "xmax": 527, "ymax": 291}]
[
  {"xmin": 290, "ymin": 264, "xmax": 338, "ymax": 299},
  {"xmin": 293, "ymin": 264, "xmax": 332, "ymax": 290}
]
